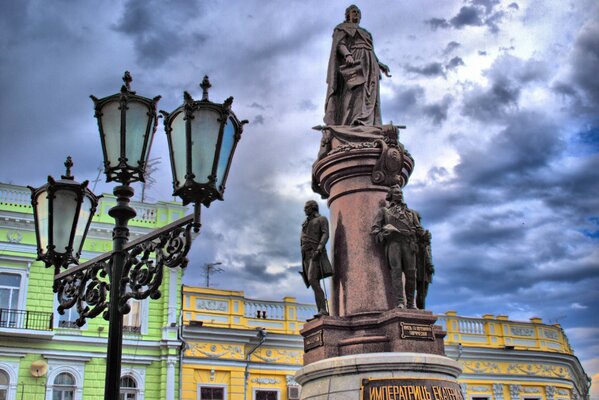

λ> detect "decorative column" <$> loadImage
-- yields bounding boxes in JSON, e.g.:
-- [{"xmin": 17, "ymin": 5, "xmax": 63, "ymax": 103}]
[
  {"xmin": 493, "ymin": 383, "xmax": 505, "ymax": 400},
  {"xmin": 509, "ymin": 384, "xmax": 522, "ymax": 400},
  {"xmin": 314, "ymin": 147, "xmax": 392, "ymax": 315},
  {"xmin": 312, "ymin": 127, "xmax": 414, "ymax": 316},
  {"xmin": 166, "ymin": 358, "xmax": 177, "ymax": 400},
  {"xmin": 545, "ymin": 386, "xmax": 555, "ymax": 400}
]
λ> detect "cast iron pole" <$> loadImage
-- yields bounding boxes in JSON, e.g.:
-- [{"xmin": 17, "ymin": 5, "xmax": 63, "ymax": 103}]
[{"xmin": 104, "ymin": 184, "xmax": 136, "ymax": 399}]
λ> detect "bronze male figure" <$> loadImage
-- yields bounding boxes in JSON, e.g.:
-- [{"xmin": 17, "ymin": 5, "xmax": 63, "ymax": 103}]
[
  {"xmin": 300, "ymin": 200, "xmax": 334, "ymax": 316},
  {"xmin": 416, "ymin": 229, "xmax": 435, "ymax": 310},
  {"xmin": 371, "ymin": 185, "xmax": 421, "ymax": 309}
]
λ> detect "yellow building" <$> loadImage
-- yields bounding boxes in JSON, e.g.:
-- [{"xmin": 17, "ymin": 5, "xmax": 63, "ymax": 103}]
[{"xmin": 181, "ymin": 287, "xmax": 590, "ymax": 400}]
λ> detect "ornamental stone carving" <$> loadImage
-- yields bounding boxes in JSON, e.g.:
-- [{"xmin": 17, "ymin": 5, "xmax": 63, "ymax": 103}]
[
  {"xmin": 196, "ymin": 299, "xmax": 228, "ymax": 312},
  {"xmin": 509, "ymin": 385, "xmax": 522, "ymax": 400},
  {"xmin": 510, "ymin": 326, "xmax": 535, "ymax": 336},
  {"xmin": 544, "ymin": 329, "xmax": 559, "ymax": 340},
  {"xmin": 545, "ymin": 385, "xmax": 555, "ymax": 400},
  {"xmin": 493, "ymin": 383, "xmax": 504, "ymax": 400},
  {"xmin": 252, "ymin": 378, "xmax": 280, "ymax": 384}
]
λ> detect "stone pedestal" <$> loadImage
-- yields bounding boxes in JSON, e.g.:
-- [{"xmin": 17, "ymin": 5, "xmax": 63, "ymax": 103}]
[
  {"xmin": 295, "ymin": 353, "xmax": 463, "ymax": 400},
  {"xmin": 301, "ymin": 309, "xmax": 445, "ymax": 366},
  {"xmin": 313, "ymin": 147, "xmax": 394, "ymax": 316}
]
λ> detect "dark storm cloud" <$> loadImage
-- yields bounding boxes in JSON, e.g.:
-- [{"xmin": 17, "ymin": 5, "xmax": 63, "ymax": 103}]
[
  {"xmin": 404, "ymin": 57, "xmax": 464, "ymax": 79},
  {"xmin": 424, "ymin": 0, "xmax": 508, "ymax": 33},
  {"xmin": 113, "ymin": 0, "xmax": 207, "ymax": 67},
  {"xmin": 422, "ymin": 95, "xmax": 454, "ymax": 125},
  {"xmin": 425, "ymin": 18, "xmax": 451, "ymax": 30},
  {"xmin": 446, "ymin": 56, "xmax": 465, "ymax": 70},
  {"xmin": 450, "ymin": 6, "xmax": 485, "ymax": 28},
  {"xmin": 456, "ymin": 112, "xmax": 562, "ymax": 187},
  {"xmin": 462, "ymin": 55, "xmax": 548, "ymax": 122},
  {"xmin": 387, "ymin": 85, "xmax": 453, "ymax": 126},
  {"xmin": 404, "ymin": 62, "xmax": 446, "ymax": 78},
  {"xmin": 443, "ymin": 41, "xmax": 461, "ymax": 55},
  {"xmin": 253, "ymin": 115, "xmax": 265, "ymax": 125},
  {"xmin": 566, "ymin": 20, "xmax": 599, "ymax": 111}
]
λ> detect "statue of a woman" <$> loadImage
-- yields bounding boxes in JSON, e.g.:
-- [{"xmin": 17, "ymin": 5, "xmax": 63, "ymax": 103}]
[{"xmin": 324, "ymin": 5, "xmax": 391, "ymax": 127}]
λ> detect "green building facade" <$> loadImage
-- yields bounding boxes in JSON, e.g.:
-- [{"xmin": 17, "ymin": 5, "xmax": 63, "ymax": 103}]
[{"xmin": 0, "ymin": 182, "xmax": 187, "ymax": 400}]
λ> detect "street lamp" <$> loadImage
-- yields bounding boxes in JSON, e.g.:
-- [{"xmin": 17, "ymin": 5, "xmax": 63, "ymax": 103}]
[
  {"xmin": 28, "ymin": 156, "xmax": 100, "ymax": 276},
  {"xmin": 161, "ymin": 75, "xmax": 247, "ymax": 230},
  {"xmin": 29, "ymin": 72, "xmax": 246, "ymax": 400}
]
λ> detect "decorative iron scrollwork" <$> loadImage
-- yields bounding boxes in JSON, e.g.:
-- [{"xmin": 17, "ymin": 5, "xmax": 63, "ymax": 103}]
[
  {"xmin": 54, "ymin": 218, "xmax": 193, "ymax": 325},
  {"xmin": 56, "ymin": 260, "xmax": 109, "ymax": 327}
]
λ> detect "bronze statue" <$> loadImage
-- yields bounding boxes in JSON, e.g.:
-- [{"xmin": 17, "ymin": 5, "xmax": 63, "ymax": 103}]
[
  {"xmin": 324, "ymin": 4, "xmax": 391, "ymax": 127},
  {"xmin": 300, "ymin": 200, "xmax": 334, "ymax": 316},
  {"xmin": 416, "ymin": 229, "xmax": 434, "ymax": 309},
  {"xmin": 371, "ymin": 185, "xmax": 421, "ymax": 309}
]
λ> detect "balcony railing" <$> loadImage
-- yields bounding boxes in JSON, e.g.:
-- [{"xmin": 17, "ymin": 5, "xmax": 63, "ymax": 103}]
[{"xmin": 0, "ymin": 308, "xmax": 53, "ymax": 331}]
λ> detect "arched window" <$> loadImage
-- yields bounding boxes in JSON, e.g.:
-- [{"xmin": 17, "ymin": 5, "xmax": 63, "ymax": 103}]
[
  {"xmin": 120, "ymin": 375, "xmax": 138, "ymax": 400},
  {"xmin": 0, "ymin": 369, "xmax": 9, "ymax": 400},
  {"xmin": 52, "ymin": 372, "xmax": 75, "ymax": 400}
]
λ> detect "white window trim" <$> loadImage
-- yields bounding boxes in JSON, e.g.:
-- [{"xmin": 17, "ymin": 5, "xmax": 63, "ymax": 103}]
[
  {"xmin": 0, "ymin": 266, "xmax": 29, "ymax": 311},
  {"xmin": 253, "ymin": 387, "xmax": 280, "ymax": 400},
  {"xmin": 0, "ymin": 360, "xmax": 19, "ymax": 400},
  {"xmin": 45, "ymin": 361, "xmax": 85, "ymax": 400},
  {"xmin": 122, "ymin": 298, "xmax": 149, "ymax": 335},
  {"xmin": 121, "ymin": 366, "xmax": 146, "ymax": 400},
  {"xmin": 197, "ymin": 383, "xmax": 227, "ymax": 400},
  {"xmin": 52, "ymin": 296, "xmax": 87, "ymax": 331}
]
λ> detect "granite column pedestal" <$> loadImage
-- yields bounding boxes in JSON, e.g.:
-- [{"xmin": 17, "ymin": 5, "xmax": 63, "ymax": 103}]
[{"xmin": 313, "ymin": 147, "xmax": 394, "ymax": 316}]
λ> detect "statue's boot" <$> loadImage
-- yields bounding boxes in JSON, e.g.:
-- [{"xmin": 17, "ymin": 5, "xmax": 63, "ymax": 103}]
[{"xmin": 405, "ymin": 270, "xmax": 417, "ymax": 309}]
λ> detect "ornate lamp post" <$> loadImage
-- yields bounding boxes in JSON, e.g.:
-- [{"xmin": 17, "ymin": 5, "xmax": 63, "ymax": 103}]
[
  {"xmin": 29, "ymin": 156, "xmax": 100, "ymax": 277},
  {"xmin": 28, "ymin": 72, "xmax": 246, "ymax": 400}
]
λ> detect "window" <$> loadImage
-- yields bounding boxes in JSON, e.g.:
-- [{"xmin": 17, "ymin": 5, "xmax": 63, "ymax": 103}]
[
  {"xmin": 58, "ymin": 306, "xmax": 80, "ymax": 329},
  {"xmin": 200, "ymin": 386, "xmax": 224, "ymax": 400},
  {"xmin": 0, "ymin": 369, "xmax": 8, "ymax": 400},
  {"xmin": 123, "ymin": 300, "xmax": 141, "ymax": 333},
  {"xmin": 255, "ymin": 390, "xmax": 278, "ymax": 400},
  {"xmin": 120, "ymin": 376, "xmax": 138, "ymax": 400},
  {"xmin": 52, "ymin": 373, "xmax": 76, "ymax": 400},
  {"xmin": 0, "ymin": 273, "xmax": 21, "ymax": 327}
]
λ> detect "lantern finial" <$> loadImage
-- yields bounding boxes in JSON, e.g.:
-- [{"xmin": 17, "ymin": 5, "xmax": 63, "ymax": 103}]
[
  {"xmin": 122, "ymin": 71, "xmax": 132, "ymax": 91},
  {"xmin": 200, "ymin": 75, "xmax": 211, "ymax": 101},
  {"xmin": 62, "ymin": 156, "xmax": 74, "ymax": 180}
]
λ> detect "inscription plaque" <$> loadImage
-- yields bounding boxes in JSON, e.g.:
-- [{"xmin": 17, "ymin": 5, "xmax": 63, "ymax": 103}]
[
  {"xmin": 361, "ymin": 378, "xmax": 464, "ymax": 400},
  {"xmin": 400, "ymin": 322, "xmax": 434, "ymax": 341},
  {"xmin": 304, "ymin": 331, "xmax": 323, "ymax": 351}
]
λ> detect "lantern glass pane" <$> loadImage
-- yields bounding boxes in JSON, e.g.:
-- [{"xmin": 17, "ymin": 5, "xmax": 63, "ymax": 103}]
[
  {"xmin": 125, "ymin": 101, "xmax": 151, "ymax": 166},
  {"xmin": 170, "ymin": 112, "xmax": 187, "ymax": 190},
  {"xmin": 190, "ymin": 108, "xmax": 220, "ymax": 184},
  {"xmin": 52, "ymin": 190, "xmax": 78, "ymax": 254},
  {"xmin": 101, "ymin": 101, "xmax": 122, "ymax": 167},
  {"xmin": 72, "ymin": 195, "xmax": 92, "ymax": 257},
  {"xmin": 216, "ymin": 116, "xmax": 236, "ymax": 187},
  {"xmin": 35, "ymin": 190, "xmax": 49, "ymax": 254}
]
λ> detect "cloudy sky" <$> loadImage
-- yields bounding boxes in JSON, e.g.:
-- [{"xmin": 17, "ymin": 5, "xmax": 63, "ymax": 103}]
[{"xmin": 1, "ymin": 0, "xmax": 597, "ymax": 395}]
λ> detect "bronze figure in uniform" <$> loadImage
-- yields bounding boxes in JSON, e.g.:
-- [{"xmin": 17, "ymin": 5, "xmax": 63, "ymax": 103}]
[
  {"xmin": 300, "ymin": 200, "xmax": 334, "ymax": 316},
  {"xmin": 371, "ymin": 185, "xmax": 422, "ymax": 309},
  {"xmin": 416, "ymin": 229, "xmax": 434, "ymax": 310}
]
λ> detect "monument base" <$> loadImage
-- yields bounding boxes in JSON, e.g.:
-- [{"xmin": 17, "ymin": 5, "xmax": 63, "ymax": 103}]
[
  {"xmin": 301, "ymin": 309, "xmax": 445, "ymax": 366},
  {"xmin": 295, "ymin": 352, "xmax": 463, "ymax": 400}
]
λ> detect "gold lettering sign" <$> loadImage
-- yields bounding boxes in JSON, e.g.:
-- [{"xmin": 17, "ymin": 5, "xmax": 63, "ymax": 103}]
[
  {"xmin": 304, "ymin": 331, "xmax": 323, "ymax": 351},
  {"xmin": 400, "ymin": 322, "xmax": 434, "ymax": 341},
  {"xmin": 362, "ymin": 378, "xmax": 464, "ymax": 400}
]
